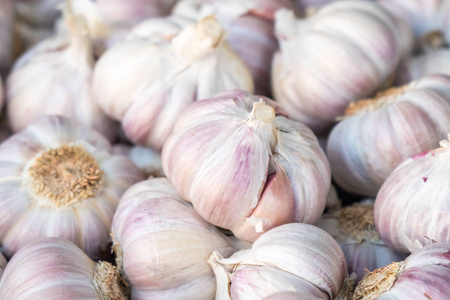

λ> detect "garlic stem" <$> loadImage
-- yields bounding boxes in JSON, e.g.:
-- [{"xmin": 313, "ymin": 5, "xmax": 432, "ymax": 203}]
[{"xmin": 338, "ymin": 204, "xmax": 380, "ymax": 244}]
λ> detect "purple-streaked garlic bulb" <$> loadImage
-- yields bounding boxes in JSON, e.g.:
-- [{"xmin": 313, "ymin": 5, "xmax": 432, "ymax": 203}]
[
  {"xmin": 0, "ymin": 116, "xmax": 143, "ymax": 259},
  {"xmin": 374, "ymin": 136, "xmax": 450, "ymax": 254},
  {"xmin": 327, "ymin": 75, "xmax": 450, "ymax": 196},
  {"xmin": 0, "ymin": 252, "xmax": 5, "ymax": 280},
  {"xmin": 352, "ymin": 242, "xmax": 450, "ymax": 299},
  {"xmin": 7, "ymin": 4, "xmax": 117, "ymax": 141},
  {"xmin": 15, "ymin": 0, "xmax": 64, "ymax": 28},
  {"xmin": 0, "ymin": 0, "xmax": 14, "ymax": 75},
  {"xmin": 162, "ymin": 90, "xmax": 331, "ymax": 242},
  {"xmin": 0, "ymin": 238, "xmax": 128, "ymax": 299},
  {"xmin": 209, "ymin": 223, "xmax": 347, "ymax": 299},
  {"xmin": 272, "ymin": 1, "xmax": 406, "ymax": 134},
  {"xmin": 93, "ymin": 16, "xmax": 253, "ymax": 150},
  {"xmin": 317, "ymin": 202, "xmax": 407, "ymax": 284},
  {"xmin": 111, "ymin": 178, "xmax": 239, "ymax": 299},
  {"xmin": 112, "ymin": 144, "xmax": 164, "ymax": 178}
]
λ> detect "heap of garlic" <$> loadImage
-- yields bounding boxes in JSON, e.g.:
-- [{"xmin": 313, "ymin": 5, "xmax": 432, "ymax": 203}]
[
  {"xmin": 111, "ymin": 178, "xmax": 239, "ymax": 299},
  {"xmin": 327, "ymin": 75, "xmax": 450, "ymax": 196},
  {"xmin": 0, "ymin": 0, "xmax": 14, "ymax": 75},
  {"xmin": 0, "ymin": 116, "xmax": 143, "ymax": 259},
  {"xmin": 272, "ymin": 1, "xmax": 407, "ymax": 133},
  {"xmin": 0, "ymin": 238, "xmax": 128, "ymax": 299},
  {"xmin": 112, "ymin": 144, "xmax": 164, "ymax": 178},
  {"xmin": 162, "ymin": 90, "xmax": 331, "ymax": 242}
]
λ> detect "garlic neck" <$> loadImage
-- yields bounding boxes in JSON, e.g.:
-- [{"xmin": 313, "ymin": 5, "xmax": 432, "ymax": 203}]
[
  {"xmin": 93, "ymin": 261, "xmax": 129, "ymax": 300},
  {"xmin": 338, "ymin": 204, "xmax": 380, "ymax": 243},
  {"xmin": 250, "ymin": 100, "xmax": 278, "ymax": 151}
]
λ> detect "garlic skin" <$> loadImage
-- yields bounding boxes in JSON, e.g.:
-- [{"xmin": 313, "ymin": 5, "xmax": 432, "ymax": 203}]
[
  {"xmin": 0, "ymin": 238, "xmax": 128, "ymax": 299},
  {"xmin": 374, "ymin": 136, "xmax": 450, "ymax": 254},
  {"xmin": 272, "ymin": 1, "xmax": 406, "ymax": 133},
  {"xmin": 352, "ymin": 242, "xmax": 450, "ymax": 299},
  {"xmin": 263, "ymin": 292, "xmax": 321, "ymax": 300},
  {"xmin": 0, "ymin": 0, "xmax": 14, "ymax": 75},
  {"xmin": 209, "ymin": 223, "xmax": 347, "ymax": 300},
  {"xmin": 162, "ymin": 90, "xmax": 330, "ymax": 242},
  {"xmin": 327, "ymin": 75, "xmax": 450, "ymax": 196},
  {"xmin": 111, "ymin": 177, "xmax": 238, "ymax": 299},
  {"xmin": 0, "ymin": 116, "xmax": 143, "ymax": 259},
  {"xmin": 112, "ymin": 144, "xmax": 165, "ymax": 178}
]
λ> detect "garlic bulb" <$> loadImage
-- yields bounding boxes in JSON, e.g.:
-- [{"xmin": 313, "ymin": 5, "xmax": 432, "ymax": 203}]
[
  {"xmin": 111, "ymin": 177, "xmax": 238, "ymax": 299},
  {"xmin": 263, "ymin": 292, "xmax": 321, "ymax": 300},
  {"xmin": 7, "ymin": 3, "xmax": 117, "ymax": 141},
  {"xmin": 0, "ymin": 252, "xmax": 5, "ymax": 280},
  {"xmin": 93, "ymin": 16, "xmax": 254, "ymax": 150},
  {"xmin": 112, "ymin": 144, "xmax": 164, "ymax": 178},
  {"xmin": 374, "ymin": 135, "xmax": 450, "ymax": 254},
  {"xmin": 272, "ymin": 1, "xmax": 406, "ymax": 133},
  {"xmin": 317, "ymin": 202, "xmax": 407, "ymax": 284},
  {"xmin": 0, "ymin": 0, "xmax": 14, "ymax": 75},
  {"xmin": 0, "ymin": 116, "xmax": 143, "ymax": 259},
  {"xmin": 162, "ymin": 90, "xmax": 330, "ymax": 242},
  {"xmin": 16, "ymin": 0, "xmax": 64, "ymax": 28},
  {"xmin": 126, "ymin": 15, "xmax": 193, "ymax": 42},
  {"xmin": 0, "ymin": 238, "xmax": 128, "ymax": 299},
  {"xmin": 352, "ymin": 242, "xmax": 450, "ymax": 299},
  {"xmin": 327, "ymin": 75, "xmax": 450, "ymax": 196},
  {"xmin": 209, "ymin": 223, "xmax": 347, "ymax": 300}
]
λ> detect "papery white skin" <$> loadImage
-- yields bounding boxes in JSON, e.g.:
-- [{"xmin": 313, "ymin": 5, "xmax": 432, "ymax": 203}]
[
  {"xmin": 162, "ymin": 90, "xmax": 330, "ymax": 242},
  {"xmin": 112, "ymin": 144, "xmax": 164, "ymax": 178},
  {"xmin": 16, "ymin": 0, "xmax": 64, "ymax": 27},
  {"xmin": 0, "ymin": 252, "xmax": 5, "ymax": 279},
  {"xmin": 263, "ymin": 291, "xmax": 322, "ymax": 300},
  {"xmin": 374, "ymin": 137, "xmax": 450, "ymax": 254},
  {"xmin": 272, "ymin": 1, "xmax": 407, "ymax": 133},
  {"xmin": 7, "ymin": 6, "xmax": 117, "ymax": 141},
  {"xmin": 327, "ymin": 75, "xmax": 450, "ymax": 196},
  {"xmin": 0, "ymin": 0, "xmax": 14, "ymax": 75},
  {"xmin": 0, "ymin": 116, "xmax": 143, "ymax": 259},
  {"xmin": 94, "ymin": 16, "xmax": 253, "ymax": 150},
  {"xmin": 127, "ymin": 16, "xmax": 193, "ymax": 42},
  {"xmin": 208, "ymin": 223, "xmax": 347, "ymax": 300},
  {"xmin": 111, "ymin": 177, "xmax": 238, "ymax": 300}
]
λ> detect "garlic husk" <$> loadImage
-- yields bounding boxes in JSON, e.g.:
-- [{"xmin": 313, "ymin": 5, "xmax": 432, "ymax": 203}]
[
  {"xmin": 208, "ymin": 223, "xmax": 347, "ymax": 300},
  {"xmin": 327, "ymin": 74, "xmax": 450, "ymax": 196},
  {"xmin": 7, "ymin": 3, "xmax": 118, "ymax": 142},
  {"xmin": 162, "ymin": 90, "xmax": 330, "ymax": 242},
  {"xmin": 16, "ymin": 0, "xmax": 64, "ymax": 28},
  {"xmin": 272, "ymin": 1, "xmax": 408, "ymax": 133},
  {"xmin": 0, "ymin": 0, "xmax": 14, "ymax": 75},
  {"xmin": 0, "ymin": 237, "xmax": 128, "ymax": 299},
  {"xmin": 0, "ymin": 252, "xmax": 5, "ymax": 279},
  {"xmin": 93, "ymin": 15, "xmax": 254, "ymax": 150},
  {"xmin": 111, "ymin": 177, "xmax": 238, "ymax": 299},
  {"xmin": 352, "ymin": 242, "xmax": 450, "ymax": 299},
  {"xmin": 112, "ymin": 144, "xmax": 164, "ymax": 178},
  {"xmin": 374, "ymin": 135, "xmax": 450, "ymax": 254},
  {"xmin": 0, "ymin": 116, "xmax": 143, "ymax": 259}
]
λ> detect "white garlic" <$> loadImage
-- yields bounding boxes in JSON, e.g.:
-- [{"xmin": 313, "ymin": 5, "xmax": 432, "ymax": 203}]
[
  {"xmin": 93, "ymin": 15, "xmax": 254, "ymax": 150},
  {"xmin": 112, "ymin": 144, "xmax": 164, "ymax": 178},
  {"xmin": 374, "ymin": 134, "xmax": 450, "ymax": 253},
  {"xmin": 0, "ymin": 0, "xmax": 14, "ymax": 75},
  {"xmin": 327, "ymin": 75, "xmax": 450, "ymax": 196},
  {"xmin": 111, "ymin": 177, "xmax": 239, "ymax": 299},
  {"xmin": 0, "ymin": 116, "xmax": 143, "ymax": 259},
  {"xmin": 272, "ymin": 1, "xmax": 407, "ymax": 133},
  {"xmin": 162, "ymin": 90, "xmax": 330, "ymax": 242},
  {"xmin": 209, "ymin": 223, "xmax": 347, "ymax": 300},
  {"xmin": 0, "ymin": 238, "xmax": 128, "ymax": 299}
]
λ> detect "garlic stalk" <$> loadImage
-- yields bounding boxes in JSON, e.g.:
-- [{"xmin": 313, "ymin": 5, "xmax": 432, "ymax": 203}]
[
  {"xmin": 93, "ymin": 15, "xmax": 254, "ymax": 150},
  {"xmin": 0, "ymin": 0, "xmax": 14, "ymax": 75},
  {"xmin": 327, "ymin": 74, "xmax": 450, "ymax": 196},
  {"xmin": 208, "ymin": 223, "xmax": 347, "ymax": 300},
  {"xmin": 162, "ymin": 90, "xmax": 330, "ymax": 242},
  {"xmin": 112, "ymin": 144, "xmax": 165, "ymax": 178},
  {"xmin": 111, "ymin": 177, "xmax": 238, "ymax": 299},
  {"xmin": 352, "ymin": 242, "xmax": 450, "ymax": 299},
  {"xmin": 0, "ymin": 116, "xmax": 143, "ymax": 259},
  {"xmin": 0, "ymin": 238, "xmax": 128, "ymax": 299},
  {"xmin": 374, "ymin": 134, "xmax": 450, "ymax": 253}
]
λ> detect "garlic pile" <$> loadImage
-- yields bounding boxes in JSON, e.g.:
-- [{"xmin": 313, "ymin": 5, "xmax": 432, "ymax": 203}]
[
  {"xmin": 352, "ymin": 242, "xmax": 450, "ymax": 299},
  {"xmin": 162, "ymin": 90, "xmax": 331, "ymax": 242},
  {"xmin": 374, "ymin": 135, "xmax": 450, "ymax": 254},
  {"xmin": 0, "ymin": 116, "xmax": 142, "ymax": 259},
  {"xmin": 111, "ymin": 177, "xmax": 239, "ymax": 299},
  {"xmin": 209, "ymin": 223, "xmax": 347, "ymax": 299},
  {"xmin": 0, "ymin": 0, "xmax": 14, "ymax": 75},
  {"xmin": 112, "ymin": 144, "xmax": 164, "ymax": 178},
  {"xmin": 272, "ymin": 1, "xmax": 407, "ymax": 133},
  {"xmin": 0, "ymin": 238, "xmax": 128, "ymax": 299},
  {"xmin": 327, "ymin": 75, "xmax": 450, "ymax": 196},
  {"xmin": 93, "ymin": 15, "xmax": 254, "ymax": 150}
]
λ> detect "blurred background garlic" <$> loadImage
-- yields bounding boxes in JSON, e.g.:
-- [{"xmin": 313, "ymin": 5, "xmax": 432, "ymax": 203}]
[
  {"xmin": 317, "ymin": 201, "xmax": 407, "ymax": 284},
  {"xmin": 327, "ymin": 75, "xmax": 450, "ymax": 196},
  {"xmin": 0, "ymin": 116, "xmax": 142, "ymax": 259},
  {"xmin": 7, "ymin": 2, "xmax": 118, "ymax": 141},
  {"xmin": 162, "ymin": 90, "xmax": 330, "ymax": 242},
  {"xmin": 0, "ymin": 238, "xmax": 128, "ymax": 299},
  {"xmin": 0, "ymin": 0, "xmax": 14, "ymax": 76},
  {"xmin": 272, "ymin": 1, "xmax": 408, "ymax": 134},
  {"xmin": 374, "ymin": 136, "xmax": 450, "ymax": 254},
  {"xmin": 209, "ymin": 223, "xmax": 347, "ymax": 299},
  {"xmin": 352, "ymin": 242, "xmax": 450, "ymax": 299},
  {"xmin": 112, "ymin": 144, "xmax": 164, "ymax": 178},
  {"xmin": 93, "ymin": 15, "xmax": 254, "ymax": 150},
  {"xmin": 111, "ymin": 178, "xmax": 239, "ymax": 299}
]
